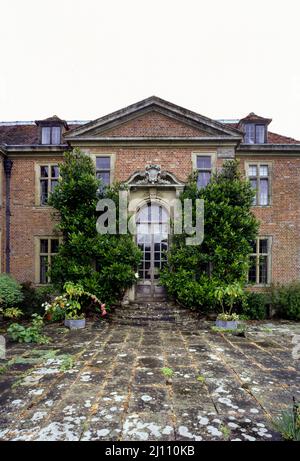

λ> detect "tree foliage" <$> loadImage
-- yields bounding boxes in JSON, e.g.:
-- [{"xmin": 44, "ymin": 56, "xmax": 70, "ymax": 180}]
[
  {"xmin": 48, "ymin": 149, "xmax": 141, "ymax": 306},
  {"xmin": 160, "ymin": 160, "xmax": 259, "ymax": 311}
]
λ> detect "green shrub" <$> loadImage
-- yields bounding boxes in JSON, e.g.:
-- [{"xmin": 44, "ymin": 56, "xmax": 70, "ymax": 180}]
[
  {"xmin": 161, "ymin": 160, "xmax": 259, "ymax": 313},
  {"xmin": 270, "ymin": 282, "xmax": 300, "ymax": 321},
  {"xmin": 241, "ymin": 292, "xmax": 268, "ymax": 320},
  {"xmin": 7, "ymin": 314, "xmax": 50, "ymax": 344},
  {"xmin": 21, "ymin": 282, "xmax": 57, "ymax": 317},
  {"xmin": 160, "ymin": 269, "xmax": 219, "ymax": 312},
  {"xmin": 48, "ymin": 149, "xmax": 141, "ymax": 306},
  {"xmin": 0, "ymin": 274, "xmax": 24, "ymax": 308},
  {"xmin": 0, "ymin": 307, "xmax": 23, "ymax": 320}
]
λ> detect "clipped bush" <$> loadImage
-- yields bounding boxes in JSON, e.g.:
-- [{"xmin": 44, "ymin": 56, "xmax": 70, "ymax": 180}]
[
  {"xmin": 270, "ymin": 282, "xmax": 300, "ymax": 321},
  {"xmin": 241, "ymin": 291, "xmax": 269, "ymax": 320},
  {"xmin": 160, "ymin": 268, "xmax": 219, "ymax": 312},
  {"xmin": 0, "ymin": 274, "xmax": 24, "ymax": 308}
]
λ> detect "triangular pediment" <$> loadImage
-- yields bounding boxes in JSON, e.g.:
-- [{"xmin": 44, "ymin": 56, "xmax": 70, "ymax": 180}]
[
  {"xmin": 86, "ymin": 110, "xmax": 212, "ymax": 137},
  {"xmin": 64, "ymin": 96, "xmax": 242, "ymax": 140}
]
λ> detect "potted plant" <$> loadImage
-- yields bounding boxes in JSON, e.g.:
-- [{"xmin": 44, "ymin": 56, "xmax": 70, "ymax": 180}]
[
  {"xmin": 62, "ymin": 282, "xmax": 86, "ymax": 329},
  {"xmin": 43, "ymin": 295, "xmax": 67, "ymax": 322},
  {"xmin": 214, "ymin": 282, "xmax": 244, "ymax": 329},
  {"xmin": 42, "ymin": 283, "xmax": 107, "ymax": 327}
]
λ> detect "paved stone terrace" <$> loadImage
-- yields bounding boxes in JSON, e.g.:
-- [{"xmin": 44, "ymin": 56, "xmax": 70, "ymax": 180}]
[{"xmin": 0, "ymin": 302, "xmax": 299, "ymax": 441}]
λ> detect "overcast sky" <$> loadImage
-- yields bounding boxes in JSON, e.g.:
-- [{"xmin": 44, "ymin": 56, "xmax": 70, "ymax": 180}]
[{"xmin": 1, "ymin": 0, "xmax": 300, "ymax": 138}]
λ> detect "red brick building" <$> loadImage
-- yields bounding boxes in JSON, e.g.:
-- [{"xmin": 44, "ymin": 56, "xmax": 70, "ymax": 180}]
[{"xmin": 0, "ymin": 97, "xmax": 299, "ymax": 299}]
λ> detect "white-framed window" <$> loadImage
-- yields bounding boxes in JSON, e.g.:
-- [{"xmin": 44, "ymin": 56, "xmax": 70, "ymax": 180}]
[
  {"xmin": 196, "ymin": 155, "xmax": 212, "ymax": 189},
  {"xmin": 41, "ymin": 126, "xmax": 61, "ymax": 145},
  {"xmin": 39, "ymin": 164, "xmax": 59, "ymax": 205},
  {"xmin": 247, "ymin": 163, "xmax": 270, "ymax": 206},
  {"xmin": 37, "ymin": 237, "xmax": 60, "ymax": 284},
  {"xmin": 248, "ymin": 237, "xmax": 272, "ymax": 285},
  {"xmin": 96, "ymin": 156, "xmax": 111, "ymax": 186},
  {"xmin": 244, "ymin": 124, "xmax": 266, "ymax": 144},
  {"xmin": 192, "ymin": 152, "xmax": 216, "ymax": 189}
]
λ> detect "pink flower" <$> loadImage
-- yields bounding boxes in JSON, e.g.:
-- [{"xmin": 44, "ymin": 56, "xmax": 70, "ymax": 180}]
[
  {"xmin": 101, "ymin": 309, "xmax": 107, "ymax": 317},
  {"xmin": 100, "ymin": 303, "xmax": 106, "ymax": 310}
]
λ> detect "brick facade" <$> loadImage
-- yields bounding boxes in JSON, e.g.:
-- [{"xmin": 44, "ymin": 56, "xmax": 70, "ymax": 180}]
[
  {"xmin": 7, "ymin": 156, "xmax": 62, "ymax": 282},
  {"xmin": 1, "ymin": 96, "xmax": 300, "ymax": 289},
  {"xmin": 238, "ymin": 155, "xmax": 300, "ymax": 288},
  {"xmin": 97, "ymin": 111, "xmax": 208, "ymax": 137}
]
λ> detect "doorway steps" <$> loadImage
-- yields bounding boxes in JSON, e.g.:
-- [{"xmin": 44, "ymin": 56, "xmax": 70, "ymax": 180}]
[{"xmin": 112, "ymin": 301, "xmax": 181, "ymax": 327}]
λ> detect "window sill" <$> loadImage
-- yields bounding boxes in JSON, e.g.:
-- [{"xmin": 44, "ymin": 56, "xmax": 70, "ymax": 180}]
[
  {"xmin": 251, "ymin": 205, "xmax": 272, "ymax": 208},
  {"xmin": 246, "ymin": 284, "xmax": 271, "ymax": 288},
  {"xmin": 33, "ymin": 205, "xmax": 54, "ymax": 210}
]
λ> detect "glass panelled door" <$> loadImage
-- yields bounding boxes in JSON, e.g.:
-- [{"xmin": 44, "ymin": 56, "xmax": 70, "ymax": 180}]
[{"xmin": 136, "ymin": 203, "xmax": 169, "ymax": 298}]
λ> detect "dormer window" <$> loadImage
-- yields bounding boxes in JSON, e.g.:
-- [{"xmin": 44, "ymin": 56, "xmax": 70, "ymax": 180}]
[
  {"xmin": 41, "ymin": 126, "xmax": 61, "ymax": 145},
  {"xmin": 35, "ymin": 115, "xmax": 68, "ymax": 145},
  {"xmin": 239, "ymin": 113, "xmax": 272, "ymax": 145},
  {"xmin": 244, "ymin": 124, "xmax": 266, "ymax": 144}
]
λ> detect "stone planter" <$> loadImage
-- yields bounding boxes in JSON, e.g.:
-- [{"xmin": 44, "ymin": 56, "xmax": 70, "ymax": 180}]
[
  {"xmin": 215, "ymin": 319, "xmax": 238, "ymax": 330},
  {"xmin": 64, "ymin": 318, "xmax": 86, "ymax": 329}
]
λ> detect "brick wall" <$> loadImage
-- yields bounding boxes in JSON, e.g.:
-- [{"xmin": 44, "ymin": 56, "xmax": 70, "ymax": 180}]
[
  {"xmin": 87, "ymin": 146, "xmax": 199, "ymax": 182},
  {"xmin": 238, "ymin": 155, "xmax": 300, "ymax": 286},
  {"xmin": 2, "ymin": 150, "xmax": 300, "ymax": 287},
  {"xmin": 2, "ymin": 151, "xmax": 300, "ymax": 287},
  {"xmin": 95, "ymin": 111, "xmax": 208, "ymax": 137},
  {"xmin": 6, "ymin": 156, "xmax": 62, "ymax": 282}
]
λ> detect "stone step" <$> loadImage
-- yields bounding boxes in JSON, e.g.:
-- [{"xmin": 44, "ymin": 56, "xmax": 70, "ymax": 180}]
[
  {"xmin": 119, "ymin": 303, "xmax": 178, "ymax": 309},
  {"xmin": 112, "ymin": 319, "xmax": 178, "ymax": 327},
  {"xmin": 113, "ymin": 314, "xmax": 178, "ymax": 321},
  {"xmin": 114, "ymin": 315, "xmax": 176, "ymax": 322},
  {"xmin": 115, "ymin": 307, "xmax": 178, "ymax": 313},
  {"xmin": 119, "ymin": 306, "xmax": 176, "ymax": 310},
  {"xmin": 114, "ymin": 312, "xmax": 177, "ymax": 318},
  {"xmin": 111, "ymin": 301, "xmax": 183, "ymax": 326},
  {"xmin": 114, "ymin": 308, "xmax": 179, "ymax": 315}
]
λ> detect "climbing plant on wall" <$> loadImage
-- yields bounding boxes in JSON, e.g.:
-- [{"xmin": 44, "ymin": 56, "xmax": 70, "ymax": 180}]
[
  {"xmin": 160, "ymin": 160, "xmax": 259, "ymax": 311},
  {"xmin": 48, "ymin": 148, "xmax": 141, "ymax": 306}
]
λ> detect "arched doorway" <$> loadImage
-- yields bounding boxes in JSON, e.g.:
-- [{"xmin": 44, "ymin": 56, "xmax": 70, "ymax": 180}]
[{"xmin": 136, "ymin": 202, "xmax": 169, "ymax": 300}]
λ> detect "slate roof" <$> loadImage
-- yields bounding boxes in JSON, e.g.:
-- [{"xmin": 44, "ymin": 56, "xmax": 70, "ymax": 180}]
[
  {"xmin": 223, "ymin": 122, "xmax": 300, "ymax": 144},
  {"xmin": 0, "ymin": 99, "xmax": 299, "ymax": 146},
  {"xmin": 0, "ymin": 123, "xmax": 82, "ymax": 145}
]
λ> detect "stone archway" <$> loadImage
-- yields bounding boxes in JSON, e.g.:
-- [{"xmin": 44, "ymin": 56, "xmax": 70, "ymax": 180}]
[{"xmin": 125, "ymin": 165, "xmax": 185, "ymax": 301}]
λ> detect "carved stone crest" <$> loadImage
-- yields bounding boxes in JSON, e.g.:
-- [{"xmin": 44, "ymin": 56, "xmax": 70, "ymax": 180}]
[
  {"xmin": 145, "ymin": 165, "xmax": 161, "ymax": 184},
  {"xmin": 134, "ymin": 165, "xmax": 171, "ymax": 185},
  {"xmin": 126, "ymin": 165, "xmax": 185, "ymax": 189}
]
